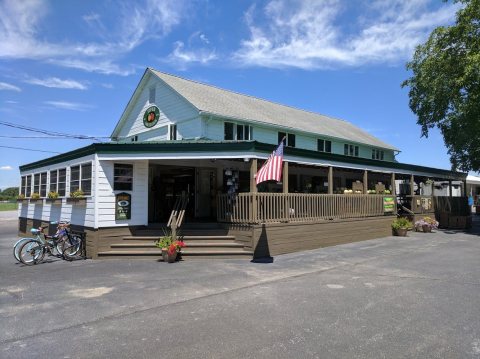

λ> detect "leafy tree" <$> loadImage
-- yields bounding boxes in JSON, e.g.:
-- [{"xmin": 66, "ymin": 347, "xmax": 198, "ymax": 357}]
[
  {"xmin": 0, "ymin": 187, "xmax": 19, "ymax": 200},
  {"xmin": 402, "ymin": 0, "xmax": 480, "ymax": 172}
]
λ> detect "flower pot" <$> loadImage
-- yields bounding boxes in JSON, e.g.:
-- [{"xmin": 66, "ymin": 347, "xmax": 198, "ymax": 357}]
[
  {"xmin": 161, "ymin": 248, "xmax": 177, "ymax": 263},
  {"xmin": 422, "ymin": 225, "xmax": 432, "ymax": 233},
  {"xmin": 394, "ymin": 228, "xmax": 408, "ymax": 237}
]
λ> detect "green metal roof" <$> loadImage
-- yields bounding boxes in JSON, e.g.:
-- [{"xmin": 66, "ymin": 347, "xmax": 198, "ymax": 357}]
[{"xmin": 19, "ymin": 140, "xmax": 465, "ymax": 179}]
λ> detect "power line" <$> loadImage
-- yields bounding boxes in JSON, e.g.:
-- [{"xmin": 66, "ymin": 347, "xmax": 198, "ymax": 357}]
[
  {"xmin": 0, "ymin": 145, "xmax": 61, "ymax": 154},
  {"xmin": 0, "ymin": 120, "xmax": 110, "ymax": 140},
  {"xmin": 0, "ymin": 135, "xmax": 98, "ymax": 139}
]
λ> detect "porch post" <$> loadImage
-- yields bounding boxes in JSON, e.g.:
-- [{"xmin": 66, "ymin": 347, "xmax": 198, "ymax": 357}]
[
  {"xmin": 410, "ymin": 174, "xmax": 415, "ymax": 196},
  {"xmin": 250, "ymin": 159, "xmax": 258, "ymax": 223},
  {"xmin": 391, "ymin": 173, "xmax": 396, "ymax": 196},
  {"xmin": 250, "ymin": 159, "xmax": 257, "ymax": 193},
  {"xmin": 328, "ymin": 166, "xmax": 333, "ymax": 194},
  {"xmin": 283, "ymin": 162, "xmax": 289, "ymax": 193},
  {"xmin": 449, "ymin": 180, "xmax": 453, "ymax": 197},
  {"xmin": 463, "ymin": 179, "xmax": 467, "ymax": 197},
  {"xmin": 363, "ymin": 170, "xmax": 368, "ymax": 194}
]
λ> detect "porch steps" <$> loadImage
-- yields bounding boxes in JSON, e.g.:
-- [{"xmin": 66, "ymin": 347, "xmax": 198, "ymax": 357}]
[{"xmin": 97, "ymin": 230, "xmax": 253, "ymax": 260}]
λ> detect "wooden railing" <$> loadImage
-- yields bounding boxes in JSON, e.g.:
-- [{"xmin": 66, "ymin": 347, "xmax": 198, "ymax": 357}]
[
  {"xmin": 217, "ymin": 193, "xmax": 394, "ymax": 224},
  {"xmin": 433, "ymin": 196, "xmax": 470, "ymax": 216},
  {"xmin": 403, "ymin": 196, "xmax": 469, "ymax": 216}
]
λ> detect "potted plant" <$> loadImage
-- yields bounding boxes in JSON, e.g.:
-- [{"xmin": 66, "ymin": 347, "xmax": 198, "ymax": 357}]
[
  {"xmin": 68, "ymin": 189, "xmax": 86, "ymax": 204},
  {"xmin": 17, "ymin": 194, "xmax": 27, "ymax": 202},
  {"xmin": 414, "ymin": 216, "xmax": 439, "ymax": 233},
  {"xmin": 46, "ymin": 191, "xmax": 61, "ymax": 204},
  {"xmin": 154, "ymin": 230, "xmax": 186, "ymax": 263},
  {"xmin": 392, "ymin": 217, "xmax": 412, "ymax": 236},
  {"xmin": 30, "ymin": 192, "xmax": 41, "ymax": 203}
]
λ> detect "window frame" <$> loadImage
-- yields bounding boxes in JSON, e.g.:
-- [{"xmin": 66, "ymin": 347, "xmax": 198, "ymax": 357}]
[
  {"xmin": 278, "ymin": 131, "xmax": 295, "ymax": 147},
  {"xmin": 33, "ymin": 173, "xmax": 40, "ymax": 195},
  {"xmin": 26, "ymin": 175, "xmax": 32, "ymax": 197},
  {"xmin": 69, "ymin": 162, "xmax": 92, "ymax": 196},
  {"xmin": 40, "ymin": 172, "xmax": 47, "ymax": 197},
  {"xmin": 317, "ymin": 139, "xmax": 332, "ymax": 153},
  {"xmin": 114, "ymin": 163, "xmax": 134, "ymax": 191},
  {"xmin": 344, "ymin": 143, "xmax": 359, "ymax": 157},
  {"xmin": 225, "ymin": 121, "xmax": 251, "ymax": 141},
  {"xmin": 21, "ymin": 176, "xmax": 26, "ymax": 196},
  {"xmin": 57, "ymin": 168, "xmax": 67, "ymax": 197},
  {"xmin": 169, "ymin": 124, "xmax": 177, "ymax": 140}
]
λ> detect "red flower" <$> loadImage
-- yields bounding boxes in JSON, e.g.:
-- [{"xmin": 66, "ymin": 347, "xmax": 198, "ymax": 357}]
[{"xmin": 168, "ymin": 243, "xmax": 176, "ymax": 255}]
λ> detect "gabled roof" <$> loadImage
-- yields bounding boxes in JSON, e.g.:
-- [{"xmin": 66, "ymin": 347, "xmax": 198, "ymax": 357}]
[{"xmin": 149, "ymin": 68, "xmax": 399, "ymax": 151}]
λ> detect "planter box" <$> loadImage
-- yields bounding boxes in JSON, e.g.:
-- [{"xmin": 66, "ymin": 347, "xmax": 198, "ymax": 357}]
[
  {"xmin": 67, "ymin": 197, "xmax": 87, "ymax": 205},
  {"xmin": 46, "ymin": 198, "xmax": 62, "ymax": 205},
  {"xmin": 29, "ymin": 199, "xmax": 43, "ymax": 204},
  {"xmin": 16, "ymin": 199, "xmax": 28, "ymax": 203}
]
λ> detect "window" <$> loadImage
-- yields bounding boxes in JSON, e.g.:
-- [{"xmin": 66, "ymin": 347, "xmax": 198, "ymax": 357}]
[
  {"xmin": 114, "ymin": 164, "xmax": 134, "ymax": 191},
  {"xmin": 288, "ymin": 133, "xmax": 296, "ymax": 148},
  {"xmin": 69, "ymin": 163, "xmax": 92, "ymax": 195},
  {"xmin": 81, "ymin": 163, "xmax": 92, "ymax": 195},
  {"xmin": 70, "ymin": 165, "xmax": 80, "ymax": 193},
  {"xmin": 278, "ymin": 132, "xmax": 295, "ymax": 147},
  {"xmin": 371, "ymin": 149, "xmax": 385, "ymax": 160},
  {"xmin": 33, "ymin": 173, "xmax": 40, "ymax": 195},
  {"xmin": 149, "ymin": 87, "xmax": 156, "ymax": 103},
  {"xmin": 40, "ymin": 172, "xmax": 47, "ymax": 197},
  {"xmin": 21, "ymin": 176, "xmax": 27, "ymax": 196},
  {"xmin": 58, "ymin": 169, "xmax": 66, "ymax": 196},
  {"xmin": 131, "ymin": 135, "xmax": 138, "ymax": 142},
  {"xmin": 225, "ymin": 122, "xmax": 251, "ymax": 140},
  {"xmin": 49, "ymin": 170, "xmax": 58, "ymax": 193},
  {"xmin": 344, "ymin": 144, "xmax": 359, "ymax": 157},
  {"xmin": 169, "ymin": 124, "xmax": 177, "ymax": 140},
  {"xmin": 26, "ymin": 175, "xmax": 32, "ymax": 197},
  {"xmin": 224, "ymin": 122, "xmax": 234, "ymax": 140},
  {"xmin": 317, "ymin": 139, "xmax": 332, "ymax": 153},
  {"xmin": 236, "ymin": 124, "xmax": 251, "ymax": 140}
]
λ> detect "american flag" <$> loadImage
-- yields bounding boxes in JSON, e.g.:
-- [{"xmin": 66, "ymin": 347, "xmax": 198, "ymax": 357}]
[{"xmin": 256, "ymin": 139, "xmax": 284, "ymax": 185}]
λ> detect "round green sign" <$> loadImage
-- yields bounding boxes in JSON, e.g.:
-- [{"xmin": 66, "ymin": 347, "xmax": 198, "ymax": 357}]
[{"xmin": 143, "ymin": 106, "xmax": 160, "ymax": 128}]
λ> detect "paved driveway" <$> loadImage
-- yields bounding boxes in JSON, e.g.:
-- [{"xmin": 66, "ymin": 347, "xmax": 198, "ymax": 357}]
[{"xmin": 1, "ymin": 211, "xmax": 480, "ymax": 358}]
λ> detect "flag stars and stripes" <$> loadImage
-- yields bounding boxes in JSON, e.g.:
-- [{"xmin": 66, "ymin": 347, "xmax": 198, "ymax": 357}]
[{"xmin": 256, "ymin": 140, "xmax": 284, "ymax": 185}]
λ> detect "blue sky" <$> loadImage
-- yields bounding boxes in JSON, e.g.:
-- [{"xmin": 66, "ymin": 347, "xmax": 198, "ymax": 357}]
[{"xmin": 0, "ymin": 0, "xmax": 464, "ymax": 189}]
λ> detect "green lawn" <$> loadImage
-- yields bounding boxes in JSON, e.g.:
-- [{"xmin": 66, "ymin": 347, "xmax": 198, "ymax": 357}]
[{"xmin": 0, "ymin": 202, "xmax": 18, "ymax": 211}]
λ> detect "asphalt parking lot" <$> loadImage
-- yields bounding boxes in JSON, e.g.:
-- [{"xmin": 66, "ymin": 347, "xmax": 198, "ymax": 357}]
[{"xmin": 1, "ymin": 210, "xmax": 480, "ymax": 358}]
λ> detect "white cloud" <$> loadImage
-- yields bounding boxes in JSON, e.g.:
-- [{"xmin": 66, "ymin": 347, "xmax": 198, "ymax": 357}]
[
  {"xmin": 0, "ymin": 82, "xmax": 21, "ymax": 92},
  {"xmin": 44, "ymin": 101, "xmax": 93, "ymax": 111},
  {"xmin": 234, "ymin": 0, "xmax": 458, "ymax": 69},
  {"xmin": 24, "ymin": 77, "xmax": 88, "ymax": 90},
  {"xmin": 167, "ymin": 40, "xmax": 217, "ymax": 69},
  {"xmin": 0, "ymin": 166, "xmax": 13, "ymax": 170},
  {"xmin": 101, "ymin": 83, "xmax": 114, "ymax": 89},
  {"xmin": 0, "ymin": 0, "xmax": 186, "ymax": 75}
]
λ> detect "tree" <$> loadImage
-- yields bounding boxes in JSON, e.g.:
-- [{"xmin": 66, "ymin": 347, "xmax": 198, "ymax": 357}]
[
  {"xmin": 402, "ymin": 0, "xmax": 480, "ymax": 172},
  {"xmin": 0, "ymin": 187, "xmax": 19, "ymax": 200}
]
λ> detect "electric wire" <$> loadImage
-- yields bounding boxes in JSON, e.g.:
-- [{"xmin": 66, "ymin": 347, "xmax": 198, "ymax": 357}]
[{"xmin": 0, "ymin": 145, "xmax": 61, "ymax": 154}]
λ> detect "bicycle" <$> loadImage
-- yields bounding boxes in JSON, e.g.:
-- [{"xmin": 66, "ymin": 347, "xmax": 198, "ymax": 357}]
[
  {"xmin": 17, "ymin": 222, "xmax": 80, "ymax": 265},
  {"xmin": 13, "ymin": 221, "xmax": 70, "ymax": 262}
]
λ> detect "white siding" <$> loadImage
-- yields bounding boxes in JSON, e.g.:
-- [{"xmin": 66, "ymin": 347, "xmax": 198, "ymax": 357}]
[
  {"xmin": 116, "ymin": 75, "xmax": 198, "ymax": 141},
  {"xmin": 95, "ymin": 159, "xmax": 148, "ymax": 227},
  {"xmin": 18, "ymin": 154, "xmax": 96, "ymax": 228}
]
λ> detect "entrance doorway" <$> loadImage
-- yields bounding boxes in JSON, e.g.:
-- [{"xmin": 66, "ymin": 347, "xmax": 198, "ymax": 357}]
[{"xmin": 148, "ymin": 165, "xmax": 195, "ymax": 223}]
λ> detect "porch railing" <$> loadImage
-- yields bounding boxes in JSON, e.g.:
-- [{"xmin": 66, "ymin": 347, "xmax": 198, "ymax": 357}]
[{"xmin": 217, "ymin": 193, "xmax": 394, "ymax": 224}]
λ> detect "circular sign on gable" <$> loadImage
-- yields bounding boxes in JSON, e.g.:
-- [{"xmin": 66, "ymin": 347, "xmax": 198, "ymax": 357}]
[{"xmin": 143, "ymin": 106, "xmax": 160, "ymax": 128}]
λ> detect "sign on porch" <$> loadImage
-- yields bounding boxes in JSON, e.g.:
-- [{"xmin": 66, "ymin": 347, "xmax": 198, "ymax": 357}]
[
  {"xmin": 383, "ymin": 197, "xmax": 395, "ymax": 213},
  {"xmin": 116, "ymin": 192, "xmax": 131, "ymax": 220}
]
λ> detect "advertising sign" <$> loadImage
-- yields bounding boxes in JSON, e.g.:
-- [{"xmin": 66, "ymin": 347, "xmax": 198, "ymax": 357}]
[
  {"xmin": 116, "ymin": 192, "xmax": 131, "ymax": 220},
  {"xmin": 383, "ymin": 197, "xmax": 395, "ymax": 213}
]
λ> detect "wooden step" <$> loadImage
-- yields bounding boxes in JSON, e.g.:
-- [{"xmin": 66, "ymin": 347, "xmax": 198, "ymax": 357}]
[
  {"xmin": 97, "ymin": 248, "xmax": 253, "ymax": 260},
  {"xmin": 133, "ymin": 228, "xmax": 229, "ymax": 236},
  {"xmin": 111, "ymin": 243, "xmax": 244, "ymax": 249}
]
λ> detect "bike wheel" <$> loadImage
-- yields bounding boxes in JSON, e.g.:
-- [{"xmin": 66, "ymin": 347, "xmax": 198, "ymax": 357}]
[
  {"xmin": 18, "ymin": 240, "xmax": 45, "ymax": 265},
  {"xmin": 62, "ymin": 235, "xmax": 81, "ymax": 261},
  {"xmin": 13, "ymin": 238, "xmax": 33, "ymax": 262}
]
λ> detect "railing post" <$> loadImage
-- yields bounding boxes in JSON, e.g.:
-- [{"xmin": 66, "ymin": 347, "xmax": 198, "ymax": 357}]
[
  {"xmin": 328, "ymin": 166, "xmax": 333, "ymax": 195},
  {"xmin": 171, "ymin": 214, "xmax": 177, "ymax": 241},
  {"xmin": 363, "ymin": 170, "xmax": 368, "ymax": 194}
]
